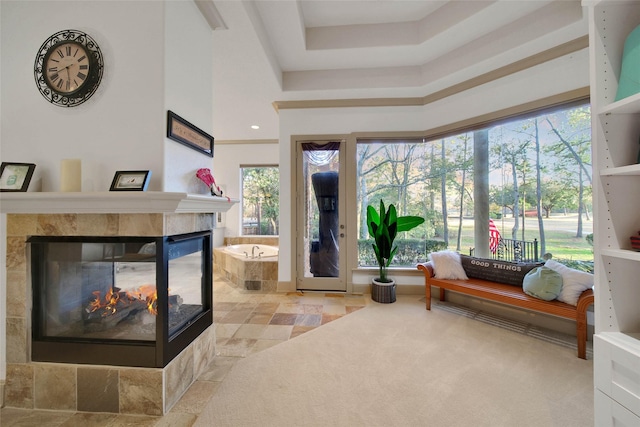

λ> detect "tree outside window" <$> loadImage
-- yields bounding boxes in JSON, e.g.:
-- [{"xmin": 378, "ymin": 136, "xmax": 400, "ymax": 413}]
[
  {"xmin": 357, "ymin": 102, "xmax": 592, "ymax": 271},
  {"xmin": 241, "ymin": 166, "xmax": 279, "ymax": 236}
]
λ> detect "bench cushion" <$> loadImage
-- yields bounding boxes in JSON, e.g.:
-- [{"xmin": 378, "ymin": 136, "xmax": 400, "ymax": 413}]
[
  {"xmin": 545, "ymin": 259, "xmax": 594, "ymax": 306},
  {"xmin": 523, "ymin": 266, "xmax": 563, "ymax": 301},
  {"xmin": 460, "ymin": 255, "xmax": 543, "ymax": 286},
  {"xmin": 429, "ymin": 250, "xmax": 468, "ymax": 279}
]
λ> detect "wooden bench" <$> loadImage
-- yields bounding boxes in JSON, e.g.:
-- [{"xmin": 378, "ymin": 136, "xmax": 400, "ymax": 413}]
[{"xmin": 417, "ymin": 261, "xmax": 595, "ymax": 359}]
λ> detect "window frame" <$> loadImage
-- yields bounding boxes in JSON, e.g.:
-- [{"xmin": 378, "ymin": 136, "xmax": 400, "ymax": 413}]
[{"xmin": 353, "ymin": 96, "xmax": 592, "ymax": 269}]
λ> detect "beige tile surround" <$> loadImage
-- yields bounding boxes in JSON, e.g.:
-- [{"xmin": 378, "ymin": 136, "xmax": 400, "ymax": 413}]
[{"xmin": 3, "ymin": 213, "xmax": 216, "ymax": 416}]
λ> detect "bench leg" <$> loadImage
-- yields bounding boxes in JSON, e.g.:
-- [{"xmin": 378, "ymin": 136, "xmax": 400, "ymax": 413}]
[
  {"xmin": 576, "ymin": 315, "xmax": 587, "ymax": 360},
  {"xmin": 576, "ymin": 296, "xmax": 593, "ymax": 360},
  {"xmin": 425, "ymin": 285, "xmax": 446, "ymax": 310}
]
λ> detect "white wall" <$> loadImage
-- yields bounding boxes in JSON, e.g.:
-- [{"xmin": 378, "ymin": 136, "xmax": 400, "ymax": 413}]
[
  {"xmin": 0, "ymin": 0, "xmax": 213, "ymax": 383},
  {"xmin": 1, "ymin": 1, "xmax": 214, "ymax": 193},
  {"xmin": 164, "ymin": 0, "xmax": 215, "ymax": 193},
  {"xmin": 277, "ymin": 50, "xmax": 590, "ymax": 289},
  {"xmin": 213, "ymin": 142, "xmax": 279, "ymax": 238},
  {"xmin": 1, "ymin": 1, "xmax": 165, "ymax": 192}
]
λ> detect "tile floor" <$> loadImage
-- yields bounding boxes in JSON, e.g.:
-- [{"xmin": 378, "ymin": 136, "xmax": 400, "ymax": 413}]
[{"xmin": 0, "ymin": 273, "xmax": 369, "ymax": 426}]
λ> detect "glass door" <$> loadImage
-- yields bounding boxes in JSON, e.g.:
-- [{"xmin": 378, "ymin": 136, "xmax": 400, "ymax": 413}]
[{"xmin": 296, "ymin": 140, "xmax": 346, "ymax": 291}]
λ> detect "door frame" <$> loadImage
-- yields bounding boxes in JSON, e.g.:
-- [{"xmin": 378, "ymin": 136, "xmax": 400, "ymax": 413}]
[{"xmin": 289, "ymin": 134, "xmax": 357, "ymax": 292}]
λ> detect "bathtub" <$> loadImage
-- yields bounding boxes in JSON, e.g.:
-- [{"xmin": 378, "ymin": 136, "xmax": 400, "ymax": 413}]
[
  {"xmin": 214, "ymin": 244, "xmax": 279, "ymax": 291},
  {"xmin": 224, "ymin": 244, "xmax": 279, "ymax": 259}
]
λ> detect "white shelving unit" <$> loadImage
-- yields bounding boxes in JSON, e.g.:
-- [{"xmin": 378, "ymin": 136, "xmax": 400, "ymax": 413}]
[{"xmin": 586, "ymin": 0, "xmax": 640, "ymax": 424}]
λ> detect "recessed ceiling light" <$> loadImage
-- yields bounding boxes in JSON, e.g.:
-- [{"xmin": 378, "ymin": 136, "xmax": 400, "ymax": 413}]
[{"xmin": 251, "ymin": 125, "xmax": 260, "ymax": 130}]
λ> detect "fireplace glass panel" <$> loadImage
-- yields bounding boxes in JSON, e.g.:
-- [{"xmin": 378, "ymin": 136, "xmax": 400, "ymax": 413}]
[
  {"xmin": 167, "ymin": 236, "xmax": 206, "ymax": 336},
  {"xmin": 38, "ymin": 240, "xmax": 159, "ymax": 341},
  {"xmin": 29, "ymin": 232, "xmax": 212, "ymax": 367}
]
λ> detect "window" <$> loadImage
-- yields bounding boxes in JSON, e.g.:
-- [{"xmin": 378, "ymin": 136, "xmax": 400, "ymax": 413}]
[
  {"xmin": 241, "ymin": 166, "xmax": 279, "ymax": 236},
  {"xmin": 357, "ymin": 102, "xmax": 592, "ymax": 269}
]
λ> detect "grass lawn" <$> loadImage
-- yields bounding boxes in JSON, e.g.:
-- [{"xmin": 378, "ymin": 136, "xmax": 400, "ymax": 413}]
[{"xmin": 446, "ymin": 213, "xmax": 593, "ymax": 262}]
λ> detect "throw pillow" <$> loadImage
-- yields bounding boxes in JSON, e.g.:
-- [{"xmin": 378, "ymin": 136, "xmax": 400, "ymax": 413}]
[
  {"xmin": 522, "ymin": 266, "xmax": 563, "ymax": 301},
  {"xmin": 429, "ymin": 250, "xmax": 468, "ymax": 280},
  {"xmin": 459, "ymin": 255, "xmax": 543, "ymax": 287},
  {"xmin": 544, "ymin": 259, "xmax": 594, "ymax": 306}
]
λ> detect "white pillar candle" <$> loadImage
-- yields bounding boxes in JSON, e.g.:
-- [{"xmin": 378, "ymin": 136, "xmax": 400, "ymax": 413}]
[{"xmin": 60, "ymin": 159, "xmax": 82, "ymax": 192}]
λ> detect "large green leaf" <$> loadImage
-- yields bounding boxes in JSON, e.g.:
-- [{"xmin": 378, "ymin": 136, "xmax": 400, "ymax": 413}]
[
  {"xmin": 376, "ymin": 224, "xmax": 392, "ymax": 259},
  {"xmin": 366, "ymin": 205, "xmax": 380, "ymax": 236},
  {"xmin": 387, "ymin": 246, "xmax": 398, "ymax": 267},
  {"xmin": 397, "ymin": 215, "xmax": 426, "ymax": 232},
  {"xmin": 386, "ymin": 204, "xmax": 398, "ymax": 243}
]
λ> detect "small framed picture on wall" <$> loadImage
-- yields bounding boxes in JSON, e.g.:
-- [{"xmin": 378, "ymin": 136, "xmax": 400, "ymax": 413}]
[{"xmin": 167, "ymin": 110, "xmax": 214, "ymax": 157}]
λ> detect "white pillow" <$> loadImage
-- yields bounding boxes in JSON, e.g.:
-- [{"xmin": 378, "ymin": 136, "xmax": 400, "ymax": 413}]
[
  {"xmin": 429, "ymin": 250, "xmax": 468, "ymax": 280},
  {"xmin": 544, "ymin": 259, "xmax": 594, "ymax": 306}
]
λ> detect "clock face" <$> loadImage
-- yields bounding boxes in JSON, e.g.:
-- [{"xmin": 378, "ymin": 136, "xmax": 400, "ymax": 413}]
[
  {"xmin": 34, "ymin": 30, "xmax": 104, "ymax": 107},
  {"xmin": 44, "ymin": 41, "xmax": 91, "ymax": 95}
]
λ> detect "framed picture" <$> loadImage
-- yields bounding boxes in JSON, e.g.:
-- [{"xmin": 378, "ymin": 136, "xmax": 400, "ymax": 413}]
[
  {"xmin": 109, "ymin": 170, "xmax": 152, "ymax": 191},
  {"xmin": 167, "ymin": 110, "xmax": 214, "ymax": 157},
  {"xmin": 0, "ymin": 162, "xmax": 36, "ymax": 192}
]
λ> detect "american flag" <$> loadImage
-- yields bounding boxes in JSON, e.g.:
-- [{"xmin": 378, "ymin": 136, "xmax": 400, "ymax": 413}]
[{"xmin": 489, "ymin": 219, "xmax": 502, "ymax": 253}]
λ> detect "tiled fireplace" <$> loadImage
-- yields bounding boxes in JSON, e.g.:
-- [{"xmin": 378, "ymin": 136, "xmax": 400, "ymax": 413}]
[
  {"xmin": 2, "ymin": 193, "xmax": 235, "ymax": 415},
  {"xmin": 29, "ymin": 231, "xmax": 212, "ymax": 368}
]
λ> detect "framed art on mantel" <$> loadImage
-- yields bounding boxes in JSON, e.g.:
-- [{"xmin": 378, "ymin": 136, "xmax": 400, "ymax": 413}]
[
  {"xmin": 167, "ymin": 110, "xmax": 214, "ymax": 157},
  {"xmin": 109, "ymin": 170, "xmax": 152, "ymax": 191},
  {"xmin": 0, "ymin": 162, "xmax": 36, "ymax": 192}
]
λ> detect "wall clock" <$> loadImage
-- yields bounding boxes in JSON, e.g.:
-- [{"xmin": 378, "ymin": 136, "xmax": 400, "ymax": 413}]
[{"xmin": 34, "ymin": 29, "xmax": 104, "ymax": 107}]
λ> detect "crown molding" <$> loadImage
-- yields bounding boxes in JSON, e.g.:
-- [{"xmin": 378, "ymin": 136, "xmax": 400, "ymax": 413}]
[{"xmin": 273, "ymin": 36, "xmax": 589, "ymax": 112}]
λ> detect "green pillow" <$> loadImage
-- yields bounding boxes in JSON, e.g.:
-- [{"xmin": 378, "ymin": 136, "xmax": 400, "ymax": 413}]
[{"xmin": 522, "ymin": 266, "xmax": 563, "ymax": 301}]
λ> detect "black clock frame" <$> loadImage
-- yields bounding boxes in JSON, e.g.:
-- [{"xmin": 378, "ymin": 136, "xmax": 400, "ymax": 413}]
[{"xmin": 34, "ymin": 29, "xmax": 104, "ymax": 108}]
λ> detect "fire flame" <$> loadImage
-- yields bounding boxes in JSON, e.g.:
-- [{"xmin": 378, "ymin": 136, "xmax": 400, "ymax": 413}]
[
  {"xmin": 132, "ymin": 284, "xmax": 158, "ymax": 316},
  {"xmin": 89, "ymin": 284, "xmax": 158, "ymax": 316}
]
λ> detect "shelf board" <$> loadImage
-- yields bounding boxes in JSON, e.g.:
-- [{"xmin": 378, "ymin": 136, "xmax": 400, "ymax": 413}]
[
  {"xmin": 599, "ymin": 93, "xmax": 640, "ymax": 115},
  {"xmin": 597, "ymin": 332, "xmax": 640, "ymax": 354},
  {"xmin": 601, "ymin": 248, "xmax": 640, "ymax": 262},
  {"xmin": 585, "ymin": 0, "xmax": 640, "ymax": 6},
  {"xmin": 600, "ymin": 164, "xmax": 640, "ymax": 176}
]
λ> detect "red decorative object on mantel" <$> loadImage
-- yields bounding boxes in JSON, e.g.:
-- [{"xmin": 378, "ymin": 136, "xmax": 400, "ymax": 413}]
[
  {"xmin": 630, "ymin": 231, "xmax": 640, "ymax": 251},
  {"xmin": 196, "ymin": 168, "xmax": 223, "ymax": 197}
]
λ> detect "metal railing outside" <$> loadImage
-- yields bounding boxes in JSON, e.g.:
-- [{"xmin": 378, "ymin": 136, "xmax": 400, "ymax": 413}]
[{"xmin": 471, "ymin": 238, "xmax": 539, "ymax": 262}]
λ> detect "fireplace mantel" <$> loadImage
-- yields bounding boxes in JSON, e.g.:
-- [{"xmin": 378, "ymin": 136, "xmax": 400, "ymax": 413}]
[{"xmin": 0, "ymin": 192, "xmax": 237, "ymax": 214}]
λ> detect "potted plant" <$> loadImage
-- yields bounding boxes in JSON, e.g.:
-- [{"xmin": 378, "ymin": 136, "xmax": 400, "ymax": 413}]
[{"xmin": 367, "ymin": 200, "xmax": 425, "ymax": 303}]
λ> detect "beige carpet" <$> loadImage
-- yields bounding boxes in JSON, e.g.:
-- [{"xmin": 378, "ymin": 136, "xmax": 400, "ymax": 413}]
[{"xmin": 196, "ymin": 295, "xmax": 593, "ymax": 427}]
